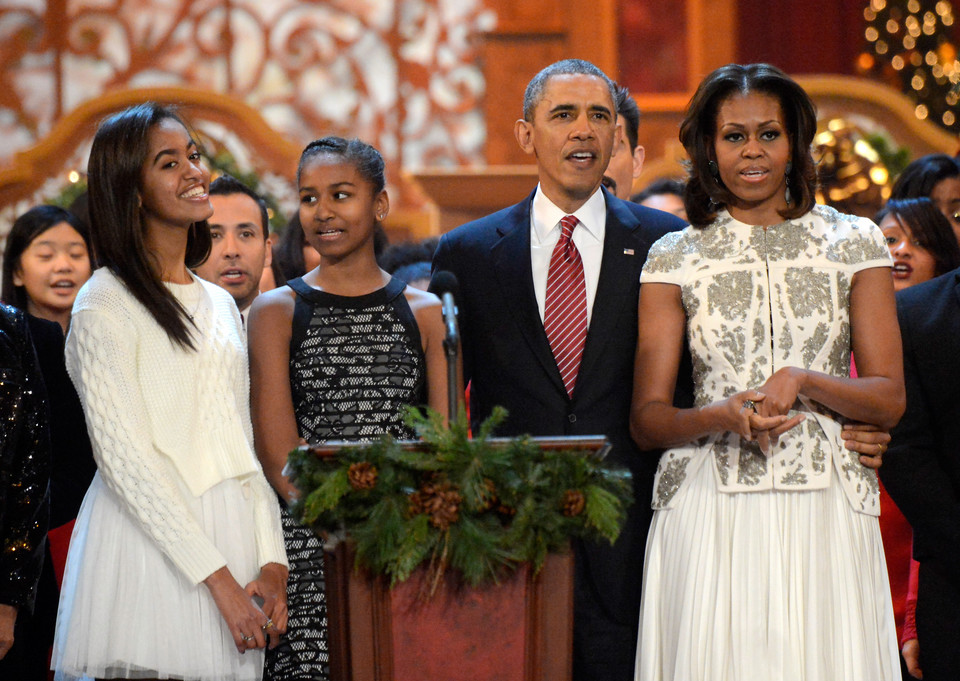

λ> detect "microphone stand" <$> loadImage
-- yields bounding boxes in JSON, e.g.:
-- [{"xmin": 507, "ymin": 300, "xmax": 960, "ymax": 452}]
[{"xmin": 441, "ymin": 292, "xmax": 459, "ymax": 423}]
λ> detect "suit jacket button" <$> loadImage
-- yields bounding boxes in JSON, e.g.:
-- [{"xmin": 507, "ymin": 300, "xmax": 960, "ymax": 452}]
[{"xmin": 567, "ymin": 414, "xmax": 576, "ymax": 423}]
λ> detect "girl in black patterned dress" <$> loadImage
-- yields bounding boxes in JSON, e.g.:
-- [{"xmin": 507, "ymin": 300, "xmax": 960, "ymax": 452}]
[{"xmin": 248, "ymin": 137, "xmax": 449, "ymax": 680}]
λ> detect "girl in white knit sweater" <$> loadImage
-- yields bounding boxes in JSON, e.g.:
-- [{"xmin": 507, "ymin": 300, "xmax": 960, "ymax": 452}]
[{"xmin": 51, "ymin": 103, "xmax": 288, "ymax": 681}]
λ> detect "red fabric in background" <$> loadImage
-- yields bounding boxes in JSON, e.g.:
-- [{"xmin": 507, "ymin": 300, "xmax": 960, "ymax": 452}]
[{"xmin": 47, "ymin": 520, "xmax": 75, "ymax": 588}]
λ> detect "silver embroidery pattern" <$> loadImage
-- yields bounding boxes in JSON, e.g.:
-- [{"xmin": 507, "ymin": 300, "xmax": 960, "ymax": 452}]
[
  {"xmin": 654, "ymin": 453, "xmax": 693, "ymax": 508},
  {"xmin": 641, "ymin": 209, "xmax": 886, "ymax": 513}
]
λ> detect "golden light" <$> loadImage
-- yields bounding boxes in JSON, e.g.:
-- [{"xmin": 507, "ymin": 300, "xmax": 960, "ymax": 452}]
[
  {"xmin": 887, "ymin": 19, "xmax": 900, "ymax": 33},
  {"xmin": 944, "ymin": 111, "xmax": 957, "ymax": 126},
  {"xmin": 912, "ymin": 74, "xmax": 926, "ymax": 89},
  {"xmin": 908, "ymin": 0, "xmax": 920, "ymax": 12},
  {"xmin": 904, "ymin": 36, "xmax": 916, "ymax": 49},
  {"xmin": 858, "ymin": 52, "xmax": 876, "ymax": 71},
  {"xmin": 866, "ymin": 26, "xmax": 880, "ymax": 41},
  {"xmin": 892, "ymin": 55, "xmax": 905, "ymax": 69},
  {"xmin": 915, "ymin": 103, "xmax": 929, "ymax": 119},
  {"xmin": 871, "ymin": 0, "xmax": 887, "ymax": 11},
  {"xmin": 68, "ymin": 170, "xmax": 80, "ymax": 183},
  {"xmin": 869, "ymin": 166, "xmax": 890, "ymax": 185}
]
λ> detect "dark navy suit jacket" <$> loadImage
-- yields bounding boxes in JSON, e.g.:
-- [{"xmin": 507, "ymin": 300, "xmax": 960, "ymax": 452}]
[{"xmin": 432, "ymin": 187, "xmax": 688, "ymax": 624}]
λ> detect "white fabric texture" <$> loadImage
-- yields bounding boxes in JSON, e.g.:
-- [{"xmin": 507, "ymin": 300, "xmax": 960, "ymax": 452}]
[
  {"xmin": 52, "ymin": 269, "xmax": 286, "ymax": 679},
  {"xmin": 636, "ymin": 454, "xmax": 900, "ymax": 681},
  {"xmin": 53, "ymin": 472, "xmax": 265, "ymax": 681}
]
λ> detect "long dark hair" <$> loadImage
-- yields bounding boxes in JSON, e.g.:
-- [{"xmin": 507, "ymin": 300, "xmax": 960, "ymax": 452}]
[
  {"xmin": 2, "ymin": 205, "xmax": 92, "ymax": 310},
  {"xmin": 87, "ymin": 103, "xmax": 211, "ymax": 349},
  {"xmin": 874, "ymin": 197, "xmax": 960, "ymax": 276},
  {"xmin": 680, "ymin": 63, "xmax": 818, "ymax": 227}
]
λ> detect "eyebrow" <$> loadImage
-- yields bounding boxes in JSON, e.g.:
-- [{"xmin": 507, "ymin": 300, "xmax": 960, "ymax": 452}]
[
  {"xmin": 299, "ymin": 181, "xmax": 358, "ymax": 192},
  {"xmin": 721, "ymin": 119, "xmax": 780, "ymax": 128},
  {"xmin": 152, "ymin": 140, "xmax": 197, "ymax": 166},
  {"xmin": 548, "ymin": 103, "xmax": 613, "ymax": 116}
]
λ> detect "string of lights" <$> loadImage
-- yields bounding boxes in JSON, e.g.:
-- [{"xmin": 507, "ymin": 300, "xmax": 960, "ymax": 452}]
[{"xmin": 857, "ymin": 0, "xmax": 960, "ymax": 133}]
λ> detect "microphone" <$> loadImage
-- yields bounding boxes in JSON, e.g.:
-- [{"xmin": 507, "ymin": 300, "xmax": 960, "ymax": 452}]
[
  {"xmin": 431, "ymin": 270, "xmax": 460, "ymax": 351},
  {"xmin": 430, "ymin": 270, "xmax": 460, "ymax": 421}
]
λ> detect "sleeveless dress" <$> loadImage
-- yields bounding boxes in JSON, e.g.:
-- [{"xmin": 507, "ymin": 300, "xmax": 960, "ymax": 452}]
[
  {"xmin": 264, "ymin": 276, "xmax": 426, "ymax": 681},
  {"xmin": 635, "ymin": 207, "xmax": 901, "ymax": 681}
]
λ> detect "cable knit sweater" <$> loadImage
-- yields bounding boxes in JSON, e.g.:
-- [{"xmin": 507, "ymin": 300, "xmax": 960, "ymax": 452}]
[{"xmin": 65, "ymin": 268, "xmax": 287, "ymax": 584}]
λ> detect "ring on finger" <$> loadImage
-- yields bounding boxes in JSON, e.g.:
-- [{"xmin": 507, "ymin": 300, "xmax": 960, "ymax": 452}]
[
  {"xmin": 241, "ymin": 634, "xmax": 255, "ymax": 643},
  {"xmin": 262, "ymin": 619, "xmax": 275, "ymax": 630},
  {"xmin": 877, "ymin": 442, "xmax": 887, "ymax": 455},
  {"xmin": 741, "ymin": 399, "xmax": 757, "ymax": 413}
]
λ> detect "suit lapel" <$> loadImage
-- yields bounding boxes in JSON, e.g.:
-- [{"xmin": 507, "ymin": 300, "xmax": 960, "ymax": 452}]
[
  {"xmin": 576, "ymin": 193, "xmax": 642, "ymax": 392},
  {"xmin": 491, "ymin": 193, "xmax": 567, "ymax": 396}
]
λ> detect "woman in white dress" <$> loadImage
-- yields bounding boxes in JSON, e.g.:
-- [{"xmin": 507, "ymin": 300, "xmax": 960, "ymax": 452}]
[
  {"xmin": 631, "ymin": 63, "xmax": 905, "ymax": 681},
  {"xmin": 51, "ymin": 103, "xmax": 288, "ymax": 680}
]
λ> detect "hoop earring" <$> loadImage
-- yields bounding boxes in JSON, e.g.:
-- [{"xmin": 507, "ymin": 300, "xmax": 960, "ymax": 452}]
[
  {"xmin": 784, "ymin": 160, "xmax": 793, "ymax": 206},
  {"xmin": 708, "ymin": 160, "xmax": 719, "ymax": 180}
]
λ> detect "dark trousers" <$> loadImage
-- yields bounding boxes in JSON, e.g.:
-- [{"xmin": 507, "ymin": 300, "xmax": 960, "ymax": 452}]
[
  {"xmin": 916, "ymin": 560, "xmax": 960, "ymax": 681},
  {"xmin": 572, "ymin": 556, "xmax": 638, "ymax": 681}
]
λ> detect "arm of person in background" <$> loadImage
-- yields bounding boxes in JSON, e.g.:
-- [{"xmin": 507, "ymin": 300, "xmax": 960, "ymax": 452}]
[
  {"xmin": 901, "ymin": 556, "xmax": 921, "ymax": 679},
  {"xmin": 630, "ymin": 282, "xmax": 803, "ymax": 450},
  {"xmin": 0, "ymin": 313, "xmax": 50, "ymax": 661},
  {"xmin": 247, "ymin": 286, "xmax": 300, "ymax": 504}
]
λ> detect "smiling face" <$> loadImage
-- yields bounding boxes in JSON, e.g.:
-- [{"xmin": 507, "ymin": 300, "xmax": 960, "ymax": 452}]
[
  {"xmin": 930, "ymin": 175, "xmax": 960, "ymax": 243},
  {"xmin": 194, "ymin": 192, "xmax": 270, "ymax": 310},
  {"xmin": 298, "ymin": 153, "xmax": 388, "ymax": 266},
  {"xmin": 713, "ymin": 91, "xmax": 792, "ymax": 226},
  {"xmin": 879, "ymin": 213, "xmax": 938, "ymax": 291},
  {"xmin": 515, "ymin": 73, "xmax": 616, "ymax": 213},
  {"xmin": 13, "ymin": 221, "xmax": 91, "ymax": 326},
  {"xmin": 138, "ymin": 118, "xmax": 212, "ymax": 234}
]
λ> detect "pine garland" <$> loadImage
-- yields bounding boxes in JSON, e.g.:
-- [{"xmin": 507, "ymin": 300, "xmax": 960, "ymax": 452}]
[{"xmin": 287, "ymin": 406, "xmax": 633, "ymax": 594}]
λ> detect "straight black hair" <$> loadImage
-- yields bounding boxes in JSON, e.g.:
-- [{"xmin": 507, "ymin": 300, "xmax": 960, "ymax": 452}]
[{"xmin": 88, "ymin": 102, "xmax": 211, "ymax": 349}]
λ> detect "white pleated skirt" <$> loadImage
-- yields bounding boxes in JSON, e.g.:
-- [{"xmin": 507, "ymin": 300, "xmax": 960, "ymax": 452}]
[
  {"xmin": 52, "ymin": 472, "xmax": 264, "ymax": 681},
  {"xmin": 636, "ymin": 455, "xmax": 901, "ymax": 681}
]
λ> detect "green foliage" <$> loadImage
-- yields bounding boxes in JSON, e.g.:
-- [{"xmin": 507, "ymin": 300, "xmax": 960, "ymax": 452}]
[{"xmin": 288, "ymin": 406, "xmax": 633, "ymax": 591}]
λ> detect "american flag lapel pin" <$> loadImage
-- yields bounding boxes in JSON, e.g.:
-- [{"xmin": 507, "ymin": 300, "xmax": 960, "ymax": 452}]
[{"xmin": 623, "ymin": 248, "xmax": 635, "ymax": 255}]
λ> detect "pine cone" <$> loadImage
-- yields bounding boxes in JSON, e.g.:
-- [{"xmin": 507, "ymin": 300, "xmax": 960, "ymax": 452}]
[
  {"xmin": 417, "ymin": 479, "xmax": 462, "ymax": 530},
  {"xmin": 561, "ymin": 489, "xmax": 585, "ymax": 517},
  {"xmin": 348, "ymin": 462, "xmax": 378, "ymax": 490}
]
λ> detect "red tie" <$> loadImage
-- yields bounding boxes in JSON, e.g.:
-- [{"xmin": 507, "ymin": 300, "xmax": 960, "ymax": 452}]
[{"xmin": 544, "ymin": 215, "xmax": 588, "ymax": 397}]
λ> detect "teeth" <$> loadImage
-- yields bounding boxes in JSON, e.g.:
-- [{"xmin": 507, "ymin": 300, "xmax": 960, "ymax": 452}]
[
  {"xmin": 222, "ymin": 272, "xmax": 242, "ymax": 280},
  {"xmin": 571, "ymin": 153, "xmax": 593, "ymax": 159},
  {"xmin": 181, "ymin": 186, "xmax": 206, "ymax": 198}
]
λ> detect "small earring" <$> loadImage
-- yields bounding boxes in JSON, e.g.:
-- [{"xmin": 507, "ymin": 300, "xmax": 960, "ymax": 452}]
[
  {"xmin": 708, "ymin": 160, "xmax": 719, "ymax": 179},
  {"xmin": 784, "ymin": 160, "xmax": 793, "ymax": 206}
]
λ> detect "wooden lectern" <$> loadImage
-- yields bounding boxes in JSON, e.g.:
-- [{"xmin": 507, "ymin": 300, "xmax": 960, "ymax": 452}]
[{"xmin": 307, "ymin": 436, "xmax": 611, "ymax": 681}]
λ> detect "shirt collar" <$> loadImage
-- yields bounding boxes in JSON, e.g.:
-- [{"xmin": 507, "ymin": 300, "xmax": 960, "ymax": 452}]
[{"xmin": 531, "ymin": 184, "xmax": 606, "ymax": 245}]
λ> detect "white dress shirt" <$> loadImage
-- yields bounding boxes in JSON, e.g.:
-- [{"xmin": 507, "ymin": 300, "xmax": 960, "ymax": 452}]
[{"xmin": 530, "ymin": 185, "xmax": 607, "ymax": 326}]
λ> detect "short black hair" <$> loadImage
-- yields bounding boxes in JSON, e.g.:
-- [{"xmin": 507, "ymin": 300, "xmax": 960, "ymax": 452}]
[
  {"xmin": 631, "ymin": 178, "xmax": 685, "ymax": 205},
  {"xmin": 522, "ymin": 59, "xmax": 617, "ymax": 121},
  {"xmin": 890, "ymin": 153, "xmax": 960, "ymax": 199},
  {"xmin": 874, "ymin": 197, "xmax": 960, "ymax": 276},
  {"xmin": 297, "ymin": 136, "xmax": 385, "ymax": 194},
  {"xmin": 209, "ymin": 174, "xmax": 269, "ymax": 240},
  {"xmin": 614, "ymin": 84, "xmax": 641, "ymax": 152},
  {"xmin": 2, "ymin": 205, "xmax": 91, "ymax": 310}
]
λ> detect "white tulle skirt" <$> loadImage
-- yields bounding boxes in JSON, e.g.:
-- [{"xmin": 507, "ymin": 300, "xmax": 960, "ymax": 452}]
[
  {"xmin": 636, "ymin": 455, "xmax": 901, "ymax": 681},
  {"xmin": 52, "ymin": 472, "xmax": 264, "ymax": 681}
]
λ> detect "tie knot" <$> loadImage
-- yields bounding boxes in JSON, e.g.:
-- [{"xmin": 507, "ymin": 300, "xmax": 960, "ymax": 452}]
[{"xmin": 560, "ymin": 215, "xmax": 579, "ymax": 243}]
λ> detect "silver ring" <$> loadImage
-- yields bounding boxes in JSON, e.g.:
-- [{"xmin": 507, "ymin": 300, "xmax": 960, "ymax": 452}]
[
  {"xmin": 742, "ymin": 399, "xmax": 757, "ymax": 412},
  {"xmin": 262, "ymin": 619, "xmax": 275, "ymax": 630},
  {"xmin": 241, "ymin": 634, "xmax": 255, "ymax": 642}
]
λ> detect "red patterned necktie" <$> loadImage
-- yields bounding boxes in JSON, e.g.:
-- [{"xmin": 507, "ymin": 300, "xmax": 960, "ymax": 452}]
[{"xmin": 544, "ymin": 215, "xmax": 587, "ymax": 397}]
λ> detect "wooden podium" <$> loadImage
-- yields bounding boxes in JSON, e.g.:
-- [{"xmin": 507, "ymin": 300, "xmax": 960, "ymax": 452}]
[
  {"xmin": 308, "ymin": 436, "xmax": 611, "ymax": 681},
  {"xmin": 324, "ymin": 542, "xmax": 573, "ymax": 681}
]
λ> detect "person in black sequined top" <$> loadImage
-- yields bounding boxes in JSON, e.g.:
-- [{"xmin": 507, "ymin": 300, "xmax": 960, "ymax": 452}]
[{"xmin": 0, "ymin": 303, "xmax": 50, "ymax": 666}]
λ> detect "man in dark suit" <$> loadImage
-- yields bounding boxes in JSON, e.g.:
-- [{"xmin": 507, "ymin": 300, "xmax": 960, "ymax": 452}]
[
  {"xmin": 431, "ymin": 58, "xmax": 687, "ymax": 681},
  {"xmin": 881, "ymin": 266, "xmax": 960, "ymax": 681}
]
